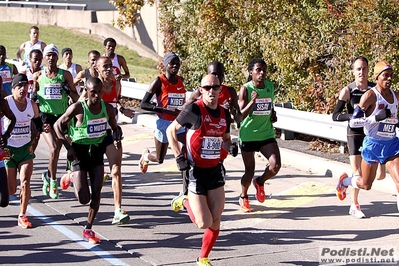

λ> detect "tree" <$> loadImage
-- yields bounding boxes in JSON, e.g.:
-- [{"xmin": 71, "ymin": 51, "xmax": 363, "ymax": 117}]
[{"xmin": 113, "ymin": 0, "xmax": 399, "ymax": 113}]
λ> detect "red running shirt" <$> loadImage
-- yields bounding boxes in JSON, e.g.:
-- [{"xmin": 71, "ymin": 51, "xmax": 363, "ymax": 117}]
[
  {"xmin": 156, "ymin": 74, "xmax": 186, "ymax": 121},
  {"xmin": 186, "ymin": 100, "xmax": 227, "ymax": 168},
  {"xmin": 102, "ymin": 80, "xmax": 118, "ymax": 103}
]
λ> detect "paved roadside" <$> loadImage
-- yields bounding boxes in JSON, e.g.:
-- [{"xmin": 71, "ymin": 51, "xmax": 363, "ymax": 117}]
[{"xmin": 0, "ymin": 113, "xmax": 398, "ymax": 266}]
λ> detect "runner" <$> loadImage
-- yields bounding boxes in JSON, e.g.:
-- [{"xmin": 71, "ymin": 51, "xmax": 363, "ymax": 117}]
[
  {"xmin": 59, "ymin": 48, "xmax": 83, "ymax": 95},
  {"xmin": 238, "ymin": 58, "xmax": 281, "ymax": 212},
  {"xmin": 172, "ymin": 61, "xmax": 240, "ymax": 204},
  {"xmin": 32, "ymin": 44, "xmax": 78, "ymax": 199},
  {"xmin": 16, "ymin": 26, "xmax": 47, "ymax": 68},
  {"xmin": 0, "ymin": 45, "xmax": 19, "ymax": 96},
  {"xmin": 139, "ymin": 52, "xmax": 186, "ymax": 174},
  {"xmin": 166, "ymin": 74, "xmax": 232, "ymax": 266},
  {"xmin": 332, "ymin": 56, "xmax": 386, "ymax": 218},
  {"xmin": 64, "ymin": 56, "xmax": 134, "ymax": 225},
  {"xmin": 336, "ymin": 61, "xmax": 399, "ymax": 211},
  {"xmin": 0, "ymin": 93, "xmax": 16, "ymax": 208},
  {"xmin": 103, "ymin": 38, "xmax": 130, "ymax": 81},
  {"xmin": 3, "ymin": 73, "xmax": 39, "ymax": 227},
  {"xmin": 61, "ymin": 50, "xmax": 100, "ymax": 190},
  {"xmin": 24, "ymin": 49, "xmax": 43, "ymax": 152},
  {"xmin": 74, "ymin": 50, "xmax": 100, "ymax": 90},
  {"xmin": 54, "ymin": 77, "xmax": 121, "ymax": 243}
]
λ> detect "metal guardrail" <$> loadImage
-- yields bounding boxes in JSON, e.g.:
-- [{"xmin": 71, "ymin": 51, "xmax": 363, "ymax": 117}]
[{"xmin": 0, "ymin": 1, "xmax": 87, "ymax": 10}]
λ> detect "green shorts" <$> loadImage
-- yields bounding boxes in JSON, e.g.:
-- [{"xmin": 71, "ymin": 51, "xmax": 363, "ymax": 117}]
[{"xmin": 4, "ymin": 142, "xmax": 35, "ymax": 169}]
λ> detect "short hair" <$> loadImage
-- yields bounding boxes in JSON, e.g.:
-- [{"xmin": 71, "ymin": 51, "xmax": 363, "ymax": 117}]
[
  {"xmin": 0, "ymin": 45, "xmax": 6, "ymax": 52},
  {"xmin": 96, "ymin": 56, "xmax": 111, "ymax": 66},
  {"xmin": 29, "ymin": 49, "xmax": 42, "ymax": 58},
  {"xmin": 87, "ymin": 50, "xmax": 100, "ymax": 57},
  {"xmin": 351, "ymin": 56, "xmax": 369, "ymax": 69},
  {"xmin": 247, "ymin": 58, "xmax": 266, "ymax": 82},
  {"xmin": 207, "ymin": 61, "xmax": 225, "ymax": 74},
  {"xmin": 29, "ymin": 26, "xmax": 39, "ymax": 33},
  {"xmin": 86, "ymin": 77, "xmax": 103, "ymax": 89},
  {"xmin": 103, "ymin": 38, "xmax": 116, "ymax": 46}
]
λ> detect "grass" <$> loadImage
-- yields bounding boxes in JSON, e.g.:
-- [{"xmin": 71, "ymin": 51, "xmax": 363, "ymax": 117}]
[{"xmin": 0, "ymin": 21, "xmax": 158, "ymax": 84}]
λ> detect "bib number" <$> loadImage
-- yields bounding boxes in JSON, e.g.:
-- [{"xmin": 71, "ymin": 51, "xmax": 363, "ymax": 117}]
[
  {"xmin": 201, "ymin": 136, "xmax": 223, "ymax": 159},
  {"xmin": 253, "ymin": 98, "xmax": 272, "ymax": 115}
]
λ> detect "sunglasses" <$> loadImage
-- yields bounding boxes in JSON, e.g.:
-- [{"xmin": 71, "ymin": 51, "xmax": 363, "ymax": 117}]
[{"xmin": 201, "ymin": 85, "xmax": 220, "ymax": 91}]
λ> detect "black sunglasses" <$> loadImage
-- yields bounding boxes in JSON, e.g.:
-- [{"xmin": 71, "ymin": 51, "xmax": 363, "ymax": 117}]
[{"xmin": 201, "ymin": 85, "xmax": 220, "ymax": 91}]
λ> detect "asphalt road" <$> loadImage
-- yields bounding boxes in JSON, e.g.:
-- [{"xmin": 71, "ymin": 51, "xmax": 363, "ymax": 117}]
[{"xmin": 0, "ymin": 114, "xmax": 398, "ymax": 266}]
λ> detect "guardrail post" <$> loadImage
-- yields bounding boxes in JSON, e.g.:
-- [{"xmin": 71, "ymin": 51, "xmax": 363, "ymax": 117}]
[
  {"xmin": 339, "ymin": 142, "xmax": 345, "ymax": 154},
  {"xmin": 276, "ymin": 102, "xmax": 295, "ymax": 140}
]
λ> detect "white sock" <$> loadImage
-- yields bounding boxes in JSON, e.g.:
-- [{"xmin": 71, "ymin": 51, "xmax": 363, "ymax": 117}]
[
  {"xmin": 115, "ymin": 208, "xmax": 121, "ymax": 215},
  {"xmin": 19, "ymin": 213, "xmax": 25, "ymax": 217},
  {"xmin": 350, "ymin": 175, "xmax": 360, "ymax": 188},
  {"xmin": 143, "ymin": 153, "xmax": 149, "ymax": 162}
]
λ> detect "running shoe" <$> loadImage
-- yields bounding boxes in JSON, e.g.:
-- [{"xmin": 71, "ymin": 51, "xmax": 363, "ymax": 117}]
[
  {"xmin": 171, "ymin": 192, "xmax": 188, "ymax": 212},
  {"xmin": 18, "ymin": 216, "xmax": 32, "ymax": 229},
  {"xmin": 42, "ymin": 171, "xmax": 50, "ymax": 196},
  {"xmin": 112, "ymin": 209, "xmax": 130, "ymax": 225},
  {"xmin": 253, "ymin": 177, "xmax": 266, "ymax": 203},
  {"xmin": 349, "ymin": 204, "xmax": 366, "ymax": 219},
  {"xmin": 239, "ymin": 196, "xmax": 251, "ymax": 212},
  {"xmin": 61, "ymin": 172, "xmax": 72, "ymax": 190},
  {"xmin": 336, "ymin": 173, "xmax": 348, "ymax": 201},
  {"xmin": 139, "ymin": 149, "xmax": 150, "ymax": 174},
  {"xmin": 49, "ymin": 180, "xmax": 59, "ymax": 199},
  {"xmin": 83, "ymin": 229, "xmax": 100, "ymax": 244},
  {"xmin": 196, "ymin": 257, "xmax": 213, "ymax": 266}
]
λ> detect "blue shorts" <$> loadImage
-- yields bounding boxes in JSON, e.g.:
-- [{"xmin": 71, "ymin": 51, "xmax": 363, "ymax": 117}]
[
  {"xmin": 360, "ymin": 136, "xmax": 399, "ymax": 164},
  {"xmin": 155, "ymin": 117, "xmax": 185, "ymax": 143}
]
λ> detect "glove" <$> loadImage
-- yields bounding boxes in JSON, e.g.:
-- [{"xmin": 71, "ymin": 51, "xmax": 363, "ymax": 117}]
[
  {"xmin": 30, "ymin": 92, "xmax": 38, "ymax": 102},
  {"xmin": 229, "ymin": 142, "xmax": 238, "ymax": 157},
  {"xmin": 375, "ymin": 108, "xmax": 391, "ymax": 121},
  {"xmin": 61, "ymin": 82, "xmax": 71, "ymax": 95},
  {"xmin": 176, "ymin": 154, "xmax": 190, "ymax": 171}
]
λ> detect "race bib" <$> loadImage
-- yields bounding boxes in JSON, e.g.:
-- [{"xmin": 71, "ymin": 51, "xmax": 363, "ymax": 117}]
[
  {"xmin": 201, "ymin": 136, "xmax": 223, "ymax": 159},
  {"xmin": 87, "ymin": 117, "xmax": 107, "ymax": 138},
  {"xmin": 253, "ymin": 98, "xmax": 272, "ymax": 115},
  {"xmin": 377, "ymin": 118, "xmax": 398, "ymax": 138},
  {"xmin": 0, "ymin": 70, "xmax": 12, "ymax": 83},
  {"xmin": 10, "ymin": 121, "xmax": 30, "ymax": 139},
  {"xmin": 43, "ymin": 83, "xmax": 62, "ymax": 100},
  {"xmin": 167, "ymin": 93, "xmax": 185, "ymax": 110}
]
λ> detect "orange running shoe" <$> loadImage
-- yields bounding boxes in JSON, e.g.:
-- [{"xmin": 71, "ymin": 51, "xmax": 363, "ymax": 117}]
[
  {"xmin": 336, "ymin": 173, "xmax": 348, "ymax": 201},
  {"xmin": 139, "ymin": 149, "xmax": 150, "ymax": 174},
  {"xmin": 239, "ymin": 196, "xmax": 251, "ymax": 212},
  {"xmin": 83, "ymin": 229, "xmax": 101, "ymax": 244},
  {"xmin": 61, "ymin": 171, "xmax": 72, "ymax": 190},
  {"xmin": 253, "ymin": 178, "xmax": 266, "ymax": 203},
  {"xmin": 18, "ymin": 216, "xmax": 32, "ymax": 229}
]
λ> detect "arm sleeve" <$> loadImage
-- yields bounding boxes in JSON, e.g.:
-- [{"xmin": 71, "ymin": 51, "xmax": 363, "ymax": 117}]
[
  {"xmin": 140, "ymin": 92, "xmax": 157, "ymax": 112},
  {"xmin": 176, "ymin": 103, "xmax": 201, "ymax": 129},
  {"xmin": 332, "ymin": 100, "xmax": 351, "ymax": 121}
]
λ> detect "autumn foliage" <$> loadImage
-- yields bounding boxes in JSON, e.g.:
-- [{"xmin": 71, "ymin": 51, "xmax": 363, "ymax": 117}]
[{"xmin": 111, "ymin": 0, "xmax": 399, "ymax": 113}]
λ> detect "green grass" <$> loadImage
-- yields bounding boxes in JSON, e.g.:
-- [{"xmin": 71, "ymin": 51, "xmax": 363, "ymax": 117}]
[{"xmin": 0, "ymin": 22, "xmax": 158, "ymax": 84}]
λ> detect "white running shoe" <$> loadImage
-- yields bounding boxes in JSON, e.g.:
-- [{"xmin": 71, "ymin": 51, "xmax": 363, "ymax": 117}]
[{"xmin": 349, "ymin": 204, "xmax": 365, "ymax": 219}]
